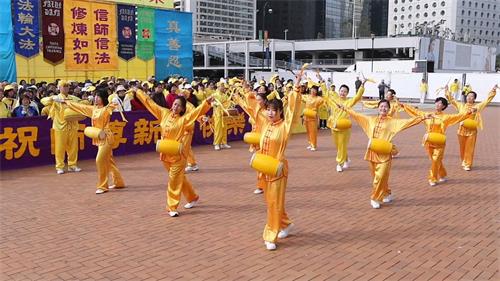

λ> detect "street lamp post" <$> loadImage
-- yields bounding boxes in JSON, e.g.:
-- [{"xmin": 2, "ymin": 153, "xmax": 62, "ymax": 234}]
[
  {"xmin": 371, "ymin": 33, "xmax": 375, "ymax": 73},
  {"xmin": 261, "ymin": 2, "xmax": 272, "ymax": 70},
  {"xmin": 284, "ymin": 29, "xmax": 288, "ymax": 40}
]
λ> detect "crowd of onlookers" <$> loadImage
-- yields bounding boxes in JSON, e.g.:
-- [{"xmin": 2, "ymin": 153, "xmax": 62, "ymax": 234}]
[{"xmin": 0, "ymin": 75, "xmax": 297, "ymax": 119}]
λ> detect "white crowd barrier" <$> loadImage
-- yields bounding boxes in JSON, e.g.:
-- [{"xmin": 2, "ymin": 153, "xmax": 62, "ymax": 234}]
[{"xmin": 255, "ymin": 71, "xmax": 500, "ymax": 103}]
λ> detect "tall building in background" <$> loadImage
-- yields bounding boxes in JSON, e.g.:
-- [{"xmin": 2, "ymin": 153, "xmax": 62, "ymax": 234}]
[
  {"xmin": 256, "ymin": 0, "xmax": 388, "ymax": 40},
  {"xmin": 173, "ymin": 0, "xmax": 256, "ymax": 41},
  {"xmin": 388, "ymin": 0, "xmax": 499, "ymax": 48},
  {"xmin": 256, "ymin": 0, "xmax": 325, "ymax": 40}
]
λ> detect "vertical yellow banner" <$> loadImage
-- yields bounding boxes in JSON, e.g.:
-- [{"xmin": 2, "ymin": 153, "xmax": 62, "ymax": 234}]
[
  {"xmin": 64, "ymin": 0, "xmax": 118, "ymax": 71},
  {"xmin": 64, "ymin": 0, "xmax": 92, "ymax": 70},
  {"xmin": 90, "ymin": 2, "xmax": 118, "ymax": 70}
]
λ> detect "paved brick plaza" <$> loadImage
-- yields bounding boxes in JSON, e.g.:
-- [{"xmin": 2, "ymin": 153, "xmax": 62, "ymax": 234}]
[{"xmin": 1, "ymin": 106, "xmax": 499, "ymax": 280}]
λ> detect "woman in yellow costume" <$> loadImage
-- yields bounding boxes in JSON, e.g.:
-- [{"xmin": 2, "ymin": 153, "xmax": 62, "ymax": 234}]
[
  {"xmin": 57, "ymin": 88, "xmax": 125, "ymax": 194},
  {"xmin": 136, "ymin": 88, "xmax": 213, "ymax": 217},
  {"xmin": 255, "ymin": 70, "xmax": 304, "ymax": 251},
  {"xmin": 212, "ymin": 82, "xmax": 232, "ymax": 150},
  {"xmin": 233, "ymin": 83, "xmax": 269, "ymax": 194},
  {"xmin": 363, "ymin": 89, "xmax": 404, "ymax": 157},
  {"xmin": 323, "ymin": 81, "xmax": 365, "ymax": 172},
  {"xmin": 400, "ymin": 95, "xmax": 475, "ymax": 186},
  {"xmin": 445, "ymin": 85, "xmax": 497, "ymax": 171},
  {"xmin": 339, "ymin": 99, "xmax": 427, "ymax": 209},
  {"xmin": 302, "ymin": 83, "xmax": 324, "ymax": 151}
]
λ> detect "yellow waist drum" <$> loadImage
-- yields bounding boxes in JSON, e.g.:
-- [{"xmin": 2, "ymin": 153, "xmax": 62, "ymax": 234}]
[
  {"xmin": 424, "ymin": 132, "xmax": 446, "ymax": 146},
  {"xmin": 461, "ymin": 119, "xmax": 478, "ymax": 130},
  {"xmin": 250, "ymin": 153, "xmax": 284, "ymax": 177},
  {"xmin": 83, "ymin": 127, "xmax": 105, "ymax": 140},
  {"xmin": 156, "ymin": 139, "xmax": 183, "ymax": 156},
  {"xmin": 334, "ymin": 118, "xmax": 352, "ymax": 130},
  {"xmin": 243, "ymin": 132, "xmax": 261, "ymax": 145},
  {"xmin": 303, "ymin": 108, "xmax": 317, "ymax": 118},
  {"xmin": 368, "ymin": 138, "xmax": 393, "ymax": 154}
]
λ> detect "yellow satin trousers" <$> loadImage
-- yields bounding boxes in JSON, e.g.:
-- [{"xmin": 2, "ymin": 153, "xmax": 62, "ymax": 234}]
[
  {"xmin": 162, "ymin": 159, "xmax": 199, "ymax": 212},
  {"xmin": 305, "ymin": 119, "xmax": 318, "ymax": 148},
  {"xmin": 369, "ymin": 160, "xmax": 392, "ymax": 202},
  {"xmin": 458, "ymin": 134, "xmax": 476, "ymax": 168},
  {"xmin": 213, "ymin": 115, "xmax": 227, "ymax": 145},
  {"xmin": 96, "ymin": 143, "xmax": 125, "ymax": 191},
  {"xmin": 426, "ymin": 146, "xmax": 447, "ymax": 183},
  {"xmin": 332, "ymin": 130, "xmax": 350, "ymax": 165},
  {"xmin": 54, "ymin": 129, "xmax": 78, "ymax": 170},
  {"xmin": 262, "ymin": 176, "xmax": 292, "ymax": 243},
  {"xmin": 184, "ymin": 133, "xmax": 197, "ymax": 166},
  {"xmin": 256, "ymin": 172, "xmax": 265, "ymax": 190}
]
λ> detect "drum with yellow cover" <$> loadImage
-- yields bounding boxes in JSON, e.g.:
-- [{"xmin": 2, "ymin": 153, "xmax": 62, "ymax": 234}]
[
  {"xmin": 243, "ymin": 132, "xmax": 261, "ymax": 145},
  {"xmin": 63, "ymin": 108, "xmax": 86, "ymax": 122},
  {"xmin": 83, "ymin": 127, "xmax": 105, "ymax": 140},
  {"xmin": 250, "ymin": 153, "xmax": 284, "ymax": 177},
  {"xmin": 367, "ymin": 138, "xmax": 393, "ymax": 154},
  {"xmin": 303, "ymin": 108, "xmax": 317, "ymax": 118},
  {"xmin": 424, "ymin": 132, "xmax": 446, "ymax": 145},
  {"xmin": 334, "ymin": 118, "xmax": 352, "ymax": 130},
  {"xmin": 156, "ymin": 139, "xmax": 183, "ymax": 156},
  {"xmin": 462, "ymin": 119, "xmax": 478, "ymax": 130}
]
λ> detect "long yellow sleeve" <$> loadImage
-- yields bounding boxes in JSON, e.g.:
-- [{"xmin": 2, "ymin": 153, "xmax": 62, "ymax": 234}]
[
  {"xmin": 65, "ymin": 101, "xmax": 94, "ymax": 118},
  {"xmin": 136, "ymin": 89, "xmax": 169, "ymax": 120}
]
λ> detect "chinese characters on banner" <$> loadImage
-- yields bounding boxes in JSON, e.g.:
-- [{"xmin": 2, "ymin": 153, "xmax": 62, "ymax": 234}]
[
  {"xmin": 0, "ymin": 109, "xmax": 251, "ymax": 170},
  {"xmin": 13, "ymin": 0, "xmax": 40, "ymax": 58},
  {"xmin": 64, "ymin": 0, "xmax": 118, "ymax": 70},
  {"xmin": 41, "ymin": 0, "xmax": 64, "ymax": 63},
  {"xmin": 137, "ymin": 7, "xmax": 155, "ymax": 61},
  {"xmin": 155, "ymin": 10, "xmax": 193, "ymax": 80},
  {"xmin": 117, "ymin": 4, "xmax": 136, "ymax": 61}
]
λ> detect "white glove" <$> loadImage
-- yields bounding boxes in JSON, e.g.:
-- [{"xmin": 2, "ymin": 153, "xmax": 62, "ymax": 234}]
[
  {"xmin": 202, "ymin": 116, "xmax": 209, "ymax": 122},
  {"xmin": 52, "ymin": 96, "xmax": 63, "ymax": 103}
]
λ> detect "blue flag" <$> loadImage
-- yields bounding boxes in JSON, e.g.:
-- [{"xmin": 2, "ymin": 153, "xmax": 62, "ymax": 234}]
[
  {"xmin": 13, "ymin": 0, "xmax": 40, "ymax": 58},
  {"xmin": 155, "ymin": 10, "xmax": 193, "ymax": 80}
]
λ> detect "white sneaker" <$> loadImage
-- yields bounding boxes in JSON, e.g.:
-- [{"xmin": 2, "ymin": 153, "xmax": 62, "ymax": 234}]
[
  {"xmin": 310, "ymin": 147, "xmax": 316, "ymax": 151},
  {"xmin": 429, "ymin": 181, "xmax": 437, "ymax": 186},
  {"xmin": 253, "ymin": 188, "xmax": 263, "ymax": 194},
  {"xmin": 190, "ymin": 165, "xmax": 199, "ymax": 171},
  {"xmin": 109, "ymin": 185, "xmax": 116, "ymax": 189},
  {"xmin": 382, "ymin": 194, "xmax": 394, "ymax": 203},
  {"xmin": 95, "ymin": 189, "xmax": 107, "ymax": 194},
  {"xmin": 56, "ymin": 169, "xmax": 65, "ymax": 175},
  {"xmin": 278, "ymin": 223, "xmax": 294, "ymax": 239},
  {"xmin": 306, "ymin": 145, "xmax": 311, "ymax": 150},
  {"xmin": 214, "ymin": 145, "xmax": 221, "ymax": 150},
  {"xmin": 370, "ymin": 200, "xmax": 381, "ymax": 209},
  {"xmin": 221, "ymin": 144, "xmax": 231, "ymax": 149},
  {"xmin": 185, "ymin": 166, "xmax": 193, "ymax": 172},
  {"xmin": 463, "ymin": 166, "xmax": 471, "ymax": 171},
  {"xmin": 184, "ymin": 200, "xmax": 198, "ymax": 209},
  {"xmin": 336, "ymin": 164, "xmax": 343, "ymax": 172},
  {"xmin": 342, "ymin": 161, "xmax": 349, "ymax": 169},
  {"xmin": 438, "ymin": 177, "xmax": 447, "ymax": 183},
  {"xmin": 264, "ymin": 241, "xmax": 277, "ymax": 251},
  {"xmin": 68, "ymin": 166, "xmax": 82, "ymax": 172},
  {"xmin": 168, "ymin": 211, "xmax": 179, "ymax": 217}
]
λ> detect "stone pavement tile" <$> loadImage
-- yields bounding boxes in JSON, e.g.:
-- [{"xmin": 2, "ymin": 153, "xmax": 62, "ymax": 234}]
[{"xmin": 0, "ymin": 107, "xmax": 498, "ymax": 280}]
